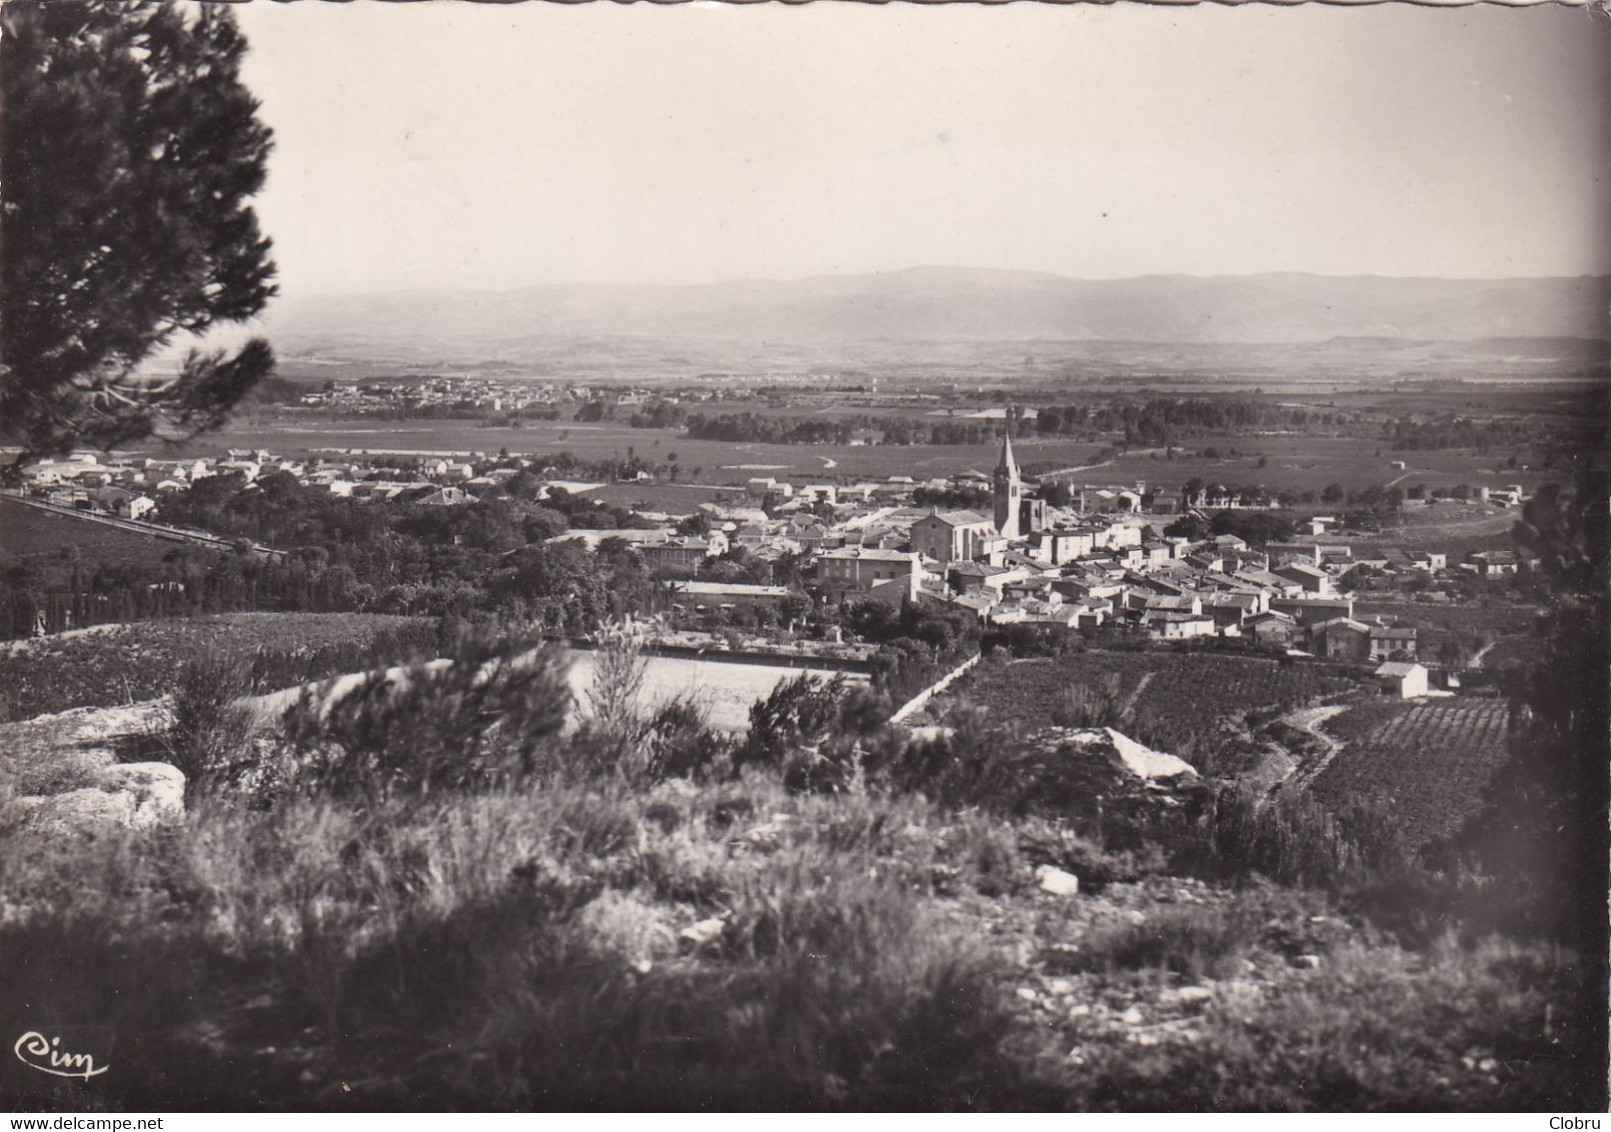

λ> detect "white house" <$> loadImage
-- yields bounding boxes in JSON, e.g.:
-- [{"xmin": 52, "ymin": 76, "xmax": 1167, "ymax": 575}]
[
  {"xmin": 118, "ymin": 494, "xmax": 156, "ymax": 520},
  {"xmin": 1375, "ymin": 661, "xmax": 1429, "ymax": 699}
]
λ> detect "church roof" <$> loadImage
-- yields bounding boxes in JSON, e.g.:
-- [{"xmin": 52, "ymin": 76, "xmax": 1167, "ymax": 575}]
[{"xmin": 920, "ymin": 508, "xmax": 991, "ymax": 527}]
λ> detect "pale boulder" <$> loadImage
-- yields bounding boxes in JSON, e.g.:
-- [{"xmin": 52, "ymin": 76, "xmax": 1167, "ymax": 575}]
[
  {"xmin": 1035, "ymin": 865, "xmax": 1081, "ymax": 897},
  {"xmin": 679, "ymin": 917, "xmax": 727, "ymax": 950},
  {"xmin": 13, "ymin": 788, "xmax": 140, "ymax": 836},
  {"xmin": 93, "ymin": 762, "xmax": 186, "ymax": 827},
  {"xmin": 13, "ymin": 762, "xmax": 186, "ymax": 836}
]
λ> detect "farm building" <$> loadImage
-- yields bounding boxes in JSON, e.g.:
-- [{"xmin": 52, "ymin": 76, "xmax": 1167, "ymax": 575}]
[
  {"xmin": 117, "ymin": 494, "xmax": 156, "ymax": 521},
  {"xmin": 1147, "ymin": 489, "xmax": 1183, "ymax": 514},
  {"xmin": 1368, "ymin": 624, "xmax": 1418, "ymax": 661},
  {"xmin": 815, "ymin": 547, "xmax": 921, "ymax": 602},
  {"xmin": 1246, "ymin": 610, "xmax": 1302, "ymax": 646},
  {"xmin": 1144, "ymin": 610, "xmax": 1216, "ymax": 641},
  {"xmin": 669, "ymin": 581, "xmax": 794, "ymax": 610},
  {"xmin": 745, "ymin": 477, "xmax": 791, "ymax": 500},
  {"xmin": 1274, "ymin": 561, "xmax": 1336, "ymax": 595},
  {"xmin": 1375, "ymin": 661, "xmax": 1429, "ymax": 699},
  {"xmin": 641, "ymin": 536, "xmax": 726, "ymax": 576},
  {"xmin": 1202, "ymin": 592, "xmax": 1264, "ymax": 630},
  {"xmin": 416, "ymin": 487, "xmax": 468, "ymax": 507},
  {"xmin": 947, "ymin": 561, "xmax": 1031, "ymax": 597},
  {"xmin": 1311, "ymin": 617, "xmax": 1374, "ymax": 662},
  {"xmin": 1464, "ymin": 550, "xmax": 1521, "ymax": 577},
  {"xmin": 1270, "ymin": 595, "xmax": 1355, "ymax": 626},
  {"xmin": 92, "ymin": 486, "xmax": 154, "ymax": 519}
]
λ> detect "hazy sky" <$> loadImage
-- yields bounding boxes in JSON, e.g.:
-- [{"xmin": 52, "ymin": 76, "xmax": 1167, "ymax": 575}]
[{"xmin": 230, "ymin": 1, "xmax": 1610, "ymax": 300}]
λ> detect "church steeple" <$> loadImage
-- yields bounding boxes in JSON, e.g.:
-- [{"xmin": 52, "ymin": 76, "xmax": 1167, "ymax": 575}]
[
  {"xmin": 996, "ymin": 429, "xmax": 1019, "ymax": 481},
  {"xmin": 993, "ymin": 425, "xmax": 1022, "ymax": 538}
]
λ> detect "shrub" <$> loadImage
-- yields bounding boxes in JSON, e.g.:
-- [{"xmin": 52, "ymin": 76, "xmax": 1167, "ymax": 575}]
[
  {"xmin": 568, "ymin": 624, "xmax": 732, "ymax": 784},
  {"xmin": 870, "ymin": 707, "xmax": 1034, "ymax": 813},
  {"xmin": 1202, "ymin": 783, "xmax": 1405, "ymax": 889},
  {"xmin": 282, "ymin": 628, "xmax": 572, "ymax": 807},
  {"xmin": 1056, "ymin": 905, "xmax": 1256, "ymax": 980},
  {"xmin": 164, "ymin": 782, "xmax": 1016, "ymax": 1108},
  {"xmin": 1074, "ymin": 934, "xmax": 1603, "ymax": 1111},
  {"xmin": 160, "ymin": 650, "xmax": 258, "ymax": 802},
  {"xmin": 733, "ymin": 672, "xmax": 868, "ymax": 792},
  {"xmin": 454, "ymin": 846, "xmax": 1014, "ymax": 1108},
  {"xmin": 1049, "ymin": 672, "xmax": 1129, "ymax": 730}
]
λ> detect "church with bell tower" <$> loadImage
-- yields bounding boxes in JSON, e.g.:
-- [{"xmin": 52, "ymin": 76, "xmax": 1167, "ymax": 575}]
[
  {"xmin": 993, "ymin": 429, "xmax": 1023, "ymax": 538},
  {"xmin": 993, "ymin": 427, "xmax": 1046, "ymax": 541}
]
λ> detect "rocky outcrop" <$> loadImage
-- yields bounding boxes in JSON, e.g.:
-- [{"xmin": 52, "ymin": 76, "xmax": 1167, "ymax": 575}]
[
  {"xmin": 12, "ymin": 762, "xmax": 185, "ymax": 836},
  {"xmin": 0, "ymin": 700, "xmax": 168, "ymax": 773},
  {"xmin": 1013, "ymin": 726, "xmax": 1206, "ymax": 826},
  {"xmin": 1, "ymin": 700, "xmax": 185, "ymax": 836},
  {"xmin": 94, "ymin": 761, "xmax": 186, "ymax": 825},
  {"xmin": 1099, "ymin": 728, "xmax": 1197, "ymax": 781}
]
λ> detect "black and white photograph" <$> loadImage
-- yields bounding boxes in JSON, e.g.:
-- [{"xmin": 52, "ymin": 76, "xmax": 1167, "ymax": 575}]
[{"xmin": 1, "ymin": 0, "xmax": 1607, "ymax": 1114}]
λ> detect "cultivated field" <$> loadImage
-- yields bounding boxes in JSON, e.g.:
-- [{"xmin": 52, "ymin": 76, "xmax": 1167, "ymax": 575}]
[
  {"xmin": 0, "ymin": 613, "xmax": 434, "ymax": 722},
  {"xmin": 1311, "ymin": 698, "xmax": 1513, "ymax": 849},
  {"xmin": 1349, "ymin": 501, "xmax": 1527, "ymax": 555},
  {"xmin": 937, "ymin": 650, "xmax": 1360, "ymax": 763},
  {"xmin": 0, "ymin": 496, "xmax": 179, "ymax": 570}
]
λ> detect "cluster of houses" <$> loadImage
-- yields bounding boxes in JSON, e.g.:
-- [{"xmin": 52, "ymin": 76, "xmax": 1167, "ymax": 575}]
[
  {"xmin": 12, "ymin": 449, "xmax": 593, "ymax": 515},
  {"xmin": 15, "ymin": 452, "xmax": 298, "ymax": 518},
  {"xmin": 779, "ymin": 437, "xmax": 1433, "ymax": 650},
  {"xmin": 579, "ymin": 435, "xmax": 1530, "ymax": 698},
  {"xmin": 294, "ymin": 376, "xmax": 573, "ymax": 413},
  {"xmin": 290, "ymin": 377, "xmax": 767, "ymax": 415}
]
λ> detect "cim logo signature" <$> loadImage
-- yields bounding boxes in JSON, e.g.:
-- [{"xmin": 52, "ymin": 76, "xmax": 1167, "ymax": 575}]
[{"xmin": 13, "ymin": 1031, "xmax": 110, "ymax": 1081}]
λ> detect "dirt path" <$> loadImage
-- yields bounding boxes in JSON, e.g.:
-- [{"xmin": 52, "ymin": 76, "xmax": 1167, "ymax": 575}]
[
  {"xmin": 1039, "ymin": 458, "xmax": 1113, "ymax": 479},
  {"xmin": 1, "ymin": 623, "xmax": 128, "ymax": 657},
  {"xmin": 1285, "ymin": 703, "xmax": 1349, "ymax": 789},
  {"xmin": 1118, "ymin": 671, "xmax": 1156, "ymax": 720}
]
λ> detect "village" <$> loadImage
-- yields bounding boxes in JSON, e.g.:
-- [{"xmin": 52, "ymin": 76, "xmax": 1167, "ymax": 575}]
[{"xmin": 6, "ymin": 425, "xmax": 1537, "ymax": 702}]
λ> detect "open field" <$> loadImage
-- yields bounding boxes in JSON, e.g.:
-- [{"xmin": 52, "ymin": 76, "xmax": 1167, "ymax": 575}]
[
  {"xmin": 1311, "ymin": 697, "xmax": 1513, "ymax": 850},
  {"xmin": 135, "ymin": 413, "xmax": 1554, "ymax": 499},
  {"xmin": 566, "ymin": 650, "xmax": 865, "ymax": 733},
  {"xmin": 131, "ymin": 416, "xmax": 1112, "ymax": 485},
  {"xmin": 0, "ymin": 496, "xmax": 180, "ymax": 570},
  {"xmin": 1288, "ymin": 380, "xmax": 1608, "ymax": 422},
  {"xmin": 1053, "ymin": 435, "xmax": 1561, "ymax": 497},
  {"xmin": 934, "ymin": 650, "xmax": 1360, "ymax": 763},
  {"xmin": 1348, "ymin": 501, "xmax": 1522, "ymax": 554}
]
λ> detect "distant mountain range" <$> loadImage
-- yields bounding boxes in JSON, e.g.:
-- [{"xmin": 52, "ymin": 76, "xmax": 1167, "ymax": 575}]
[
  {"xmin": 271, "ymin": 267, "xmax": 1608, "ymax": 343},
  {"xmin": 254, "ymin": 267, "xmax": 1611, "ymax": 384}
]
